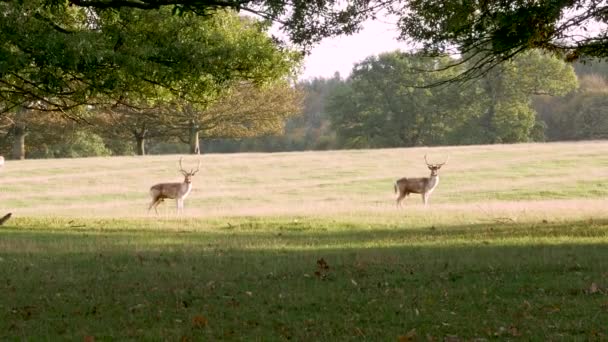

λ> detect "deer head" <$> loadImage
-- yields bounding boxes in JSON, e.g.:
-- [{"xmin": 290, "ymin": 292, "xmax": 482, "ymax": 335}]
[
  {"xmin": 179, "ymin": 157, "xmax": 201, "ymax": 184},
  {"xmin": 424, "ymin": 154, "xmax": 449, "ymax": 177}
]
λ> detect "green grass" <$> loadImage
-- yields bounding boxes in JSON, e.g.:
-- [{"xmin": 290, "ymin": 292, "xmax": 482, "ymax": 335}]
[
  {"xmin": 1, "ymin": 216, "xmax": 608, "ymax": 340},
  {"xmin": 0, "ymin": 141, "xmax": 607, "ymax": 340}
]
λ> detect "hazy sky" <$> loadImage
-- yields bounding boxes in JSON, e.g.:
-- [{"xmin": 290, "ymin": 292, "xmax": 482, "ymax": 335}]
[{"xmin": 297, "ymin": 19, "xmax": 406, "ymax": 80}]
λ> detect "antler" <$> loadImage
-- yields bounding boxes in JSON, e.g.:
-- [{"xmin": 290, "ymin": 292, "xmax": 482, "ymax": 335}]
[
  {"xmin": 424, "ymin": 154, "xmax": 429, "ymax": 165},
  {"xmin": 438, "ymin": 155, "xmax": 450, "ymax": 166},
  {"xmin": 178, "ymin": 157, "xmax": 187, "ymax": 175},
  {"xmin": 191, "ymin": 159, "xmax": 201, "ymax": 175}
]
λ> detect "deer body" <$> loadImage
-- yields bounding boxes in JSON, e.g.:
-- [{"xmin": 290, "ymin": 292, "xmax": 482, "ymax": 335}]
[
  {"xmin": 148, "ymin": 158, "xmax": 200, "ymax": 214},
  {"xmin": 395, "ymin": 155, "xmax": 447, "ymax": 207}
]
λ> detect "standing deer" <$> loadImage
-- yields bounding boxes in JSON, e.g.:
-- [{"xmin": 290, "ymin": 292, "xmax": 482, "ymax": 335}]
[
  {"xmin": 394, "ymin": 155, "xmax": 448, "ymax": 207},
  {"xmin": 148, "ymin": 157, "xmax": 200, "ymax": 214}
]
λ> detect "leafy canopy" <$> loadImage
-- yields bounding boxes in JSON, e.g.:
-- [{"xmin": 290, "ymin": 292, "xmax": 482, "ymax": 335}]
[
  {"xmin": 0, "ymin": 1, "xmax": 300, "ymax": 113},
  {"xmin": 40, "ymin": 0, "xmax": 608, "ymax": 83}
]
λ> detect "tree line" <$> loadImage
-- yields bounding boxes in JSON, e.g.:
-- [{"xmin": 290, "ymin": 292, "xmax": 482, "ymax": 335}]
[
  {"xmin": 2, "ymin": 1, "xmax": 608, "ymax": 158},
  {"xmin": 208, "ymin": 52, "xmax": 608, "ymax": 153},
  {"xmin": 0, "ymin": 3, "xmax": 303, "ymax": 158},
  {"xmin": 3, "ymin": 49, "xmax": 608, "ymax": 158}
]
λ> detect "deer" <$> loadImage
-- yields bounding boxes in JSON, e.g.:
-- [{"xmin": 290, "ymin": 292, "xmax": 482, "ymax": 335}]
[
  {"xmin": 394, "ymin": 155, "xmax": 448, "ymax": 207},
  {"xmin": 148, "ymin": 157, "xmax": 201, "ymax": 214}
]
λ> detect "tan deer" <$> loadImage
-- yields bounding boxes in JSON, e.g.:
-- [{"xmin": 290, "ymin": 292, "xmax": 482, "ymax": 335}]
[
  {"xmin": 148, "ymin": 157, "xmax": 201, "ymax": 214},
  {"xmin": 394, "ymin": 155, "xmax": 448, "ymax": 207}
]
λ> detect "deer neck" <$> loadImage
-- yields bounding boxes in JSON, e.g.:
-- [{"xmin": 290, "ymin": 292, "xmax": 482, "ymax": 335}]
[
  {"xmin": 426, "ymin": 174, "xmax": 439, "ymax": 192},
  {"xmin": 181, "ymin": 181, "xmax": 193, "ymax": 197}
]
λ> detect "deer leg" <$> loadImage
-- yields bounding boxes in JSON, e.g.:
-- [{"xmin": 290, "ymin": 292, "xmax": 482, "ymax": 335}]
[
  {"xmin": 422, "ymin": 193, "xmax": 428, "ymax": 206},
  {"xmin": 148, "ymin": 197, "xmax": 160, "ymax": 214},
  {"xmin": 396, "ymin": 191, "xmax": 406, "ymax": 208},
  {"xmin": 151, "ymin": 198, "xmax": 164, "ymax": 215},
  {"xmin": 176, "ymin": 198, "xmax": 184, "ymax": 214}
]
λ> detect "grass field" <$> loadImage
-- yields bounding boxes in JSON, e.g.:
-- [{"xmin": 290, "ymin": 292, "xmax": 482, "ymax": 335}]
[{"xmin": 0, "ymin": 141, "xmax": 607, "ymax": 340}]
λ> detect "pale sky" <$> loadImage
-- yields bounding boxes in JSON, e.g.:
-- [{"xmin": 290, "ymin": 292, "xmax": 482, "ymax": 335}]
[
  {"xmin": 294, "ymin": 13, "xmax": 606, "ymax": 81},
  {"xmin": 295, "ymin": 19, "xmax": 407, "ymax": 80}
]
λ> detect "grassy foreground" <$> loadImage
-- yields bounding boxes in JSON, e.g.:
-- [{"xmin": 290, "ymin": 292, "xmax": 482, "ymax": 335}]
[
  {"xmin": 0, "ymin": 141, "xmax": 607, "ymax": 340},
  {"xmin": 1, "ymin": 216, "xmax": 608, "ymax": 340}
]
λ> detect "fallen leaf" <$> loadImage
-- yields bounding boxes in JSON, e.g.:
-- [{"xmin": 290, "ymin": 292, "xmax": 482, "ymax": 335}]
[
  {"xmin": 351, "ymin": 279, "xmax": 358, "ymax": 286},
  {"xmin": 397, "ymin": 328, "xmax": 416, "ymax": 341},
  {"xmin": 317, "ymin": 258, "xmax": 329, "ymax": 270},
  {"xmin": 509, "ymin": 325, "xmax": 521, "ymax": 337},
  {"xmin": 192, "ymin": 315, "xmax": 208, "ymax": 328},
  {"xmin": 589, "ymin": 282, "xmax": 600, "ymax": 294},
  {"xmin": 84, "ymin": 336, "xmax": 95, "ymax": 342}
]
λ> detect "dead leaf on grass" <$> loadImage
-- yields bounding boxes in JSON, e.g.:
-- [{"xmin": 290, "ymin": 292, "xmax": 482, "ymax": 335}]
[
  {"xmin": 509, "ymin": 325, "xmax": 522, "ymax": 337},
  {"xmin": 83, "ymin": 336, "xmax": 95, "ymax": 342},
  {"xmin": 397, "ymin": 328, "xmax": 416, "ymax": 341},
  {"xmin": 588, "ymin": 282, "xmax": 601, "ymax": 294},
  {"xmin": 192, "ymin": 315, "xmax": 208, "ymax": 328}
]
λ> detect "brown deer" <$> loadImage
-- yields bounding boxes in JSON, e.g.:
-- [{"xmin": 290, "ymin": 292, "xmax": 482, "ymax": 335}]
[
  {"xmin": 394, "ymin": 155, "xmax": 448, "ymax": 207},
  {"xmin": 148, "ymin": 157, "xmax": 201, "ymax": 214}
]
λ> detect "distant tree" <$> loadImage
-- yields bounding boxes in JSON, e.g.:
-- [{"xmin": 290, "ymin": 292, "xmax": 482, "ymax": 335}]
[
  {"xmin": 325, "ymin": 50, "xmax": 576, "ymax": 148},
  {"xmin": 92, "ymin": 103, "xmax": 171, "ymax": 156},
  {"xmin": 206, "ymin": 74, "xmax": 343, "ymax": 153},
  {"xmin": 536, "ymin": 74, "xmax": 608, "ymax": 141},
  {"xmin": 166, "ymin": 81, "xmax": 303, "ymax": 153},
  {"xmin": 453, "ymin": 50, "xmax": 578, "ymax": 143},
  {"xmin": 326, "ymin": 52, "xmax": 476, "ymax": 148},
  {"xmin": 0, "ymin": 109, "xmax": 112, "ymax": 159}
]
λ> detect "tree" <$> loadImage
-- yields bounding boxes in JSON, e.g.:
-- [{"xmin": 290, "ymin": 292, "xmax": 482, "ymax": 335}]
[
  {"xmin": 392, "ymin": 0, "xmax": 608, "ymax": 83},
  {"xmin": 325, "ymin": 50, "xmax": 577, "ymax": 148},
  {"xmin": 92, "ymin": 105, "xmax": 170, "ymax": 156},
  {"xmin": 537, "ymin": 73, "xmax": 608, "ymax": 141},
  {"xmin": 326, "ymin": 52, "xmax": 477, "ymax": 148},
  {"xmin": 459, "ymin": 50, "xmax": 579, "ymax": 143},
  {"xmin": 1, "ymin": 3, "xmax": 300, "ymax": 113},
  {"xmin": 0, "ymin": 109, "xmax": 112, "ymax": 159},
  {"xmin": 42, "ymin": 0, "xmax": 383, "ymax": 48},
  {"xmin": 35, "ymin": 0, "xmax": 608, "ymax": 85},
  {"xmin": 167, "ymin": 81, "xmax": 303, "ymax": 153},
  {"xmin": 206, "ymin": 74, "xmax": 343, "ymax": 153}
]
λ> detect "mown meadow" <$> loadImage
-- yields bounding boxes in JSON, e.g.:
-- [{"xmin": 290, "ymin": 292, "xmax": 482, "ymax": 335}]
[{"xmin": 0, "ymin": 141, "xmax": 607, "ymax": 340}]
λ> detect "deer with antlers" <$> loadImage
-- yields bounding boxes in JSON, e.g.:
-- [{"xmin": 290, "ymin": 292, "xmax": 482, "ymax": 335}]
[
  {"xmin": 394, "ymin": 155, "xmax": 448, "ymax": 207},
  {"xmin": 148, "ymin": 157, "xmax": 201, "ymax": 214}
]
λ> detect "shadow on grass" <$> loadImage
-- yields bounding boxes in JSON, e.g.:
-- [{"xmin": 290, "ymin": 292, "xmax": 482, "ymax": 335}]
[{"xmin": 0, "ymin": 218, "xmax": 607, "ymax": 340}]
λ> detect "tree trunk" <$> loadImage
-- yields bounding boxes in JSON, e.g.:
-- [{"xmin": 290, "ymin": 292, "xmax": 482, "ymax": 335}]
[
  {"xmin": 189, "ymin": 123, "xmax": 200, "ymax": 154},
  {"xmin": 12, "ymin": 125, "xmax": 27, "ymax": 160},
  {"xmin": 135, "ymin": 136, "xmax": 146, "ymax": 156}
]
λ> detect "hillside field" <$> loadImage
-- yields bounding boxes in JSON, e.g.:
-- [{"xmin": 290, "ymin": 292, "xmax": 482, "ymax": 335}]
[{"xmin": 0, "ymin": 141, "xmax": 607, "ymax": 340}]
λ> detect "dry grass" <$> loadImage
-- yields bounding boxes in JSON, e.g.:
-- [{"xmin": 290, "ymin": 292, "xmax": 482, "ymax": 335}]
[{"xmin": 0, "ymin": 141, "xmax": 606, "ymax": 221}]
